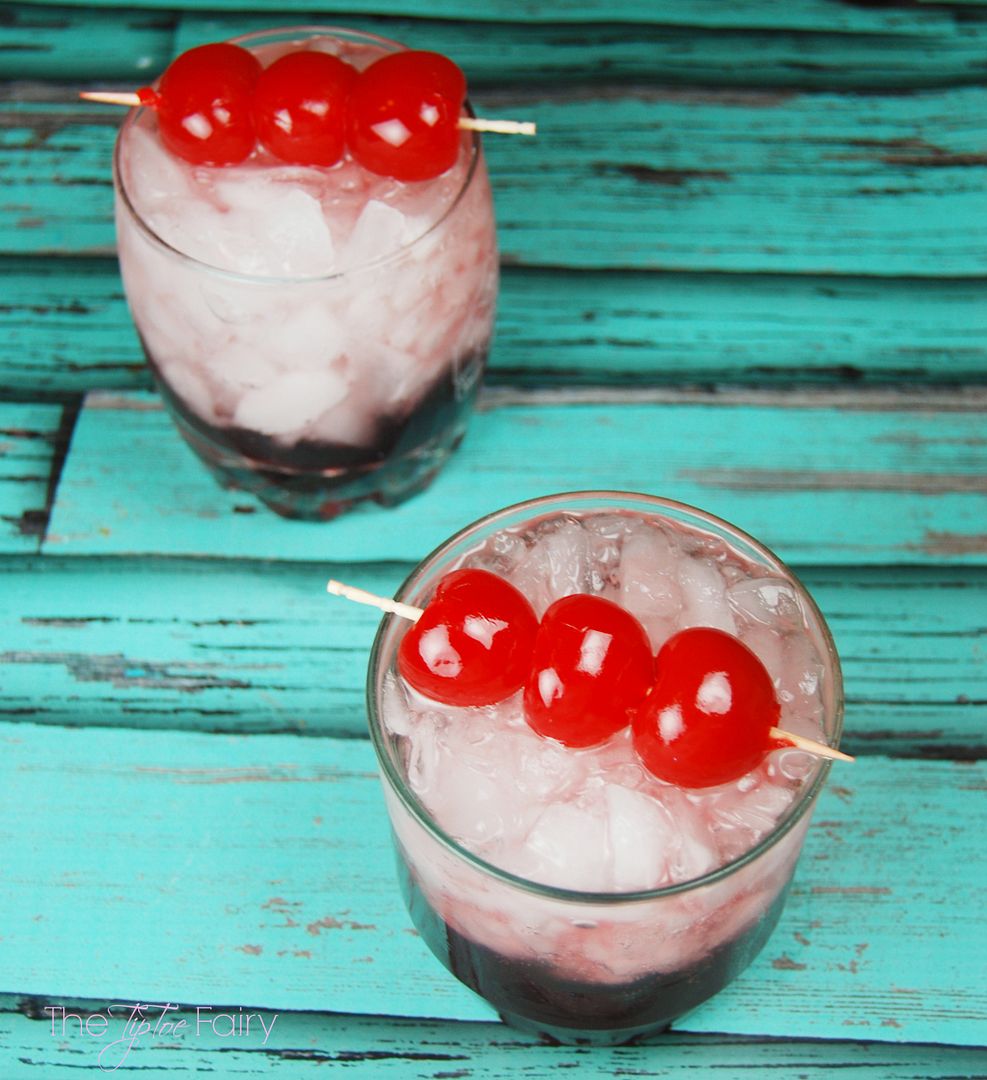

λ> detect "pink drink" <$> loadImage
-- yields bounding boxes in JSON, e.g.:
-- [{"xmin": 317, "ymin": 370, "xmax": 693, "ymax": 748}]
[
  {"xmin": 369, "ymin": 493, "xmax": 843, "ymax": 1044},
  {"xmin": 113, "ymin": 27, "xmax": 497, "ymax": 519}
]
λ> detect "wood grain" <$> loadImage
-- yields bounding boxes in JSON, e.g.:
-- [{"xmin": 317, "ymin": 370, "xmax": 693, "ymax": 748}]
[
  {"xmin": 0, "ymin": 5, "xmax": 174, "ymax": 80},
  {"xmin": 1, "ymin": 556, "xmax": 983, "ymax": 758},
  {"xmin": 2, "ymin": 721, "xmax": 983, "ymax": 1045},
  {"xmin": 4, "ymin": 87, "xmax": 987, "ymax": 274},
  {"xmin": 4, "ymin": 260, "xmax": 987, "ymax": 400},
  {"xmin": 13, "ymin": 0, "xmax": 987, "ymax": 28},
  {"xmin": 178, "ymin": 11, "xmax": 987, "ymax": 89},
  {"xmin": 4, "ymin": 1002, "xmax": 987, "ymax": 1078},
  {"xmin": 3, "ymin": 0, "xmax": 986, "ymax": 1062},
  {"xmin": 7, "ymin": 1, "xmax": 987, "ymax": 89},
  {"xmin": 43, "ymin": 391, "xmax": 987, "ymax": 564},
  {"xmin": 0, "ymin": 401, "xmax": 61, "ymax": 553}
]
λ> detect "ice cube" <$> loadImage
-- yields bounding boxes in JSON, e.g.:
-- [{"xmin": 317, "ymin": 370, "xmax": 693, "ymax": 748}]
[
  {"xmin": 201, "ymin": 282, "xmax": 257, "ymax": 326},
  {"xmin": 343, "ymin": 199, "xmax": 414, "ymax": 270},
  {"xmin": 619, "ymin": 526, "xmax": 685, "ymax": 649},
  {"xmin": 605, "ymin": 784, "xmax": 676, "ymax": 892},
  {"xmin": 517, "ymin": 801, "xmax": 610, "ymax": 891},
  {"xmin": 512, "ymin": 517, "xmax": 599, "ymax": 615},
  {"xmin": 211, "ymin": 178, "xmax": 336, "ymax": 276},
  {"xmin": 464, "ymin": 528, "xmax": 528, "ymax": 578},
  {"xmin": 776, "ymin": 631, "xmax": 826, "ymax": 736},
  {"xmin": 233, "ymin": 369, "xmax": 349, "ymax": 438},
  {"xmin": 426, "ymin": 749, "xmax": 513, "ymax": 850},
  {"xmin": 306, "ymin": 394, "xmax": 379, "ymax": 449},
  {"xmin": 380, "ymin": 672, "xmax": 415, "ymax": 737},
  {"xmin": 677, "ymin": 554, "xmax": 737, "ymax": 635},
  {"xmin": 707, "ymin": 769, "xmax": 798, "ymax": 861},
  {"xmin": 159, "ymin": 361, "xmax": 218, "ymax": 423},
  {"xmin": 145, "ymin": 195, "xmax": 229, "ymax": 268},
  {"xmin": 256, "ymin": 303, "xmax": 347, "ymax": 372},
  {"xmin": 406, "ymin": 711, "xmax": 444, "ymax": 798},
  {"xmin": 124, "ymin": 126, "xmax": 193, "ymax": 205},
  {"xmin": 728, "ymin": 576, "xmax": 804, "ymax": 632},
  {"xmin": 425, "ymin": 707, "xmax": 547, "ymax": 851},
  {"xmin": 367, "ymin": 341, "xmax": 428, "ymax": 412},
  {"xmin": 207, "ymin": 345, "xmax": 279, "ymax": 413},
  {"xmin": 511, "ymin": 724, "xmax": 584, "ymax": 802},
  {"xmin": 660, "ymin": 789, "xmax": 720, "ymax": 883},
  {"xmin": 772, "ymin": 747, "xmax": 817, "ymax": 782},
  {"xmin": 740, "ymin": 625, "xmax": 785, "ymax": 689}
]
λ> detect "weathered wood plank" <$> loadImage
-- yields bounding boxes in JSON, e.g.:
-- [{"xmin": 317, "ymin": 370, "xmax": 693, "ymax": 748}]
[
  {"xmin": 1, "ymin": 723, "xmax": 983, "ymax": 1044},
  {"xmin": 4, "ymin": 86, "xmax": 987, "ymax": 275},
  {"xmin": 3, "ymin": 1002, "xmax": 986, "ymax": 1078},
  {"xmin": 0, "ymin": 401, "xmax": 61, "ymax": 553},
  {"xmin": 0, "ymin": 5, "xmax": 174, "ymax": 80},
  {"xmin": 174, "ymin": 12, "xmax": 987, "ymax": 89},
  {"xmin": 0, "ymin": 258, "xmax": 141, "ymax": 399},
  {"xmin": 1, "ymin": 556, "xmax": 983, "ymax": 757},
  {"xmin": 3, "ymin": 259, "xmax": 987, "ymax": 400},
  {"xmin": 8, "ymin": 2, "xmax": 987, "ymax": 89},
  {"xmin": 13, "ymin": 0, "xmax": 987, "ymax": 30},
  {"xmin": 44, "ymin": 391, "xmax": 987, "ymax": 565}
]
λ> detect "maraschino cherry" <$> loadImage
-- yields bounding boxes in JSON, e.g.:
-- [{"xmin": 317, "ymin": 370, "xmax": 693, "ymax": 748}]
[
  {"xmin": 398, "ymin": 568, "xmax": 538, "ymax": 706},
  {"xmin": 348, "ymin": 50, "xmax": 467, "ymax": 181},
  {"xmin": 633, "ymin": 627, "xmax": 783, "ymax": 788},
  {"xmin": 523, "ymin": 594, "xmax": 654, "ymax": 748},
  {"xmin": 139, "ymin": 42, "xmax": 261, "ymax": 166},
  {"xmin": 252, "ymin": 50, "xmax": 356, "ymax": 166}
]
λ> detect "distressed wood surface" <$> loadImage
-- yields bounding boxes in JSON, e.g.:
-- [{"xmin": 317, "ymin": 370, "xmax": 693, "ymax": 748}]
[
  {"xmin": 0, "ymin": 401, "xmax": 61, "ymax": 553},
  {"xmin": 3, "ymin": 0, "xmax": 986, "ymax": 1067},
  {"xmin": 10, "ymin": 4, "xmax": 987, "ymax": 89},
  {"xmin": 4, "ymin": 1003, "xmax": 987, "ymax": 1079},
  {"xmin": 44, "ymin": 391, "xmax": 987, "ymax": 565},
  {"xmin": 2, "ymin": 721, "xmax": 984, "ymax": 1045},
  {"xmin": 174, "ymin": 10, "xmax": 987, "ymax": 90},
  {"xmin": 0, "ymin": 5, "xmax": 174, "ymax": 80},
  {"xmin": 4, "ymin": 261, "xmax": 987, "ymax": 401},
  {"xmin": 13, "ymin": 0, "xmax": 987, "ymax": 27},
  {"xmin": 1, "ymin": 556, "xmax": 984, "ymax": 759},
  {"xmin": 4, "ymin": 86, "xmax": 987, "ymax": 275}
]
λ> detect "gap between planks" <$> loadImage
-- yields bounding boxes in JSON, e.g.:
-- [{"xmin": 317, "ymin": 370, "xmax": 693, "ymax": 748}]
[{"xmin": 81, "ymin": 386, "xmax": 987, "ymax": 413}]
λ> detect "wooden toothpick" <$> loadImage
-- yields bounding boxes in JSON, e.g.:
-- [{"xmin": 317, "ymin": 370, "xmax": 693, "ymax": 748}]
[
  {"xmin": 771, "ymin": 728, "xmax": 854, "ymax": 763},
  {"xmin": 326, "ymin": 578, "xmax": 854, "ymax": 765},
  {"xmin": 80, "ymin": 91, "xmax": 146, "ymax": 107},
  {"xmin": 459, "ymin": 117, "xmax": 537, "ymax": 136},
  {"xmin": 78, "ymin": 91, "xmax": 537, "ymax": 136},
  {"xmin": 326, "ymin": 578, "xmax": 424, "ymax": 623}
]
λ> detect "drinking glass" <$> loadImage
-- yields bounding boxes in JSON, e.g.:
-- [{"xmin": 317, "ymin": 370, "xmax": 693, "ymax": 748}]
[
  {"xmin": 368, "ymin": 492, "xmax": 844, "ymax": 1045},
  {"xmin": 113, "ymin": 26, "xmax": 497, "ymax": 520}
]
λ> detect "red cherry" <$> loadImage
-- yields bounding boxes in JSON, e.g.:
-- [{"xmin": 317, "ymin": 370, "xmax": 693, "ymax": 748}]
[
  {"xmin": 633, "ymin": 627, "xmax": 781, "ymax": 789},
  {"xmin": 142, "ymin": 43, "xmax": 261, "ymax": 166},
  {"xmin": 347, "ymin": 50, "xmax": 467, "ymax": 181},
  {"xmin": 398, "ymin": 569, "xmax": 538, "ymax": 706},
  {"xmin": 523, "ymin": 594, "xmax": 654, "ymax": 749},
  {"xmin": 253, "ymin": 50, "xmax": 357, "ymax": 166}
]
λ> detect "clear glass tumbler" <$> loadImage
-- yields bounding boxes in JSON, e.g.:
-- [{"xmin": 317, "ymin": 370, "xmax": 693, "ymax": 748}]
[
  {"xmin": 113, "ymin": 26, "xmax": 498, "ymax": 520},
  {"xmin": 368, "ymin": 492, "xmax": 844, "ymax": 1045}
]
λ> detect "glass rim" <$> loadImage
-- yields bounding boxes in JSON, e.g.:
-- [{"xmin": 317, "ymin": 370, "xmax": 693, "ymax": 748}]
[
  {"xmin": 112, "ymin": 24, "xmax": 483, "ymax": 286},
  {"xmin": 367, "ymin": 489, "xmax": 845, "ymax": 906}
]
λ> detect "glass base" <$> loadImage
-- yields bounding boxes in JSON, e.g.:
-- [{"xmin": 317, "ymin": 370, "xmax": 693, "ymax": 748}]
[
  {"xmin": 497, "ymin": 1009, "xmax": 671, "ymax": 1046},
  {"xmin": 178, "ymin": 412, "xmax": 466, "ymax": 521},
  {"xmin": 145, "ymin": 343, "xmax": 485, "ymax": 521},
  {"xmin": 398, "ymin": 853, "xmax": 792, "ymax": 1042}
]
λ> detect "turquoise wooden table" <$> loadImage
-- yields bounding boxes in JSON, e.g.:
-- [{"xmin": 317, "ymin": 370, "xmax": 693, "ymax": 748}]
[{"xmin": 2, "ymin": 0, "xmax": 986, "ymax": 1074}]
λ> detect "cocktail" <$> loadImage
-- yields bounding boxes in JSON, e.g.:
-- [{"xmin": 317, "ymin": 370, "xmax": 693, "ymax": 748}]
[
  {"xmin": 364, "ymin": 492, "xmax": 845, "ymax": 1044},
  {"xmin": 111, "ymin": 27, "xmax": 498, "ymax": 519}
]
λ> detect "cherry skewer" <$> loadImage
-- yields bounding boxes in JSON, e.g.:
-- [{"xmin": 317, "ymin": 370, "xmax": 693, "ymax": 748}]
[
  {"xmin": 326, "ymin": 579, "xmax": 855, "ymax": 764},
  {"xmin": 78, "ymin": 90, "xmax": 537, "ymax": 136}
]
